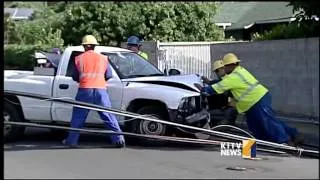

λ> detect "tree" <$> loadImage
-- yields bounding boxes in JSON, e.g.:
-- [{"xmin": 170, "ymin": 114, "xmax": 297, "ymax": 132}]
[
  {"xmin": 60, "ymin": 2, "xmax": 224, "ymax": 46},
  {"xmin": 289, "ymin": 1, "xmax": 320, "ymax": 21},
  {"xmin": 4, "ymin": 1, "xmax": 46, "ymax": 9},
  {"xmin": 252, "ymin": 1, "xmax": 320, "ymax": 40}
]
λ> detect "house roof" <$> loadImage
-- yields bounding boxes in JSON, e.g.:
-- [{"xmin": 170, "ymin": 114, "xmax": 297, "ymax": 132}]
[
  {"xmin": 214, "ymin": 2, "xmax": 295, "ymax": 30},
  {"xmin": 4, "ymin": 8, "xmax": 34, "ymax": 20}
]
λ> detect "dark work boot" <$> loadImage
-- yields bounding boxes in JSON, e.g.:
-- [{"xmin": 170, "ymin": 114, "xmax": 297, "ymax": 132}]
[
  {"xmin": 115, "ymin": 141, "xmax": 126, "ymax": 148},
  {"xmin": 113, "ymin": 136, "xmax": 126, "ymax": 148},
  {"xmin": 292, "ymin": 133, "xmax": 304, "ymax": 146},
  {"xmin": 61, "ymin": 139, "xmax": 78, "ymax": 148}
]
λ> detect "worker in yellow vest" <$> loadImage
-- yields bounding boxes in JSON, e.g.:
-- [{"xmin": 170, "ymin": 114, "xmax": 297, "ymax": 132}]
[
  {"xmin": 197, "ymin": 53, "xmax": 303, "ymax": 146},
  {"xmin": 202, "ymin": 60, "xmax": 238, "ymax": 127},
  {"xmin": 126, "ymin": 36, "xmax": 149, "ymax": 60}
]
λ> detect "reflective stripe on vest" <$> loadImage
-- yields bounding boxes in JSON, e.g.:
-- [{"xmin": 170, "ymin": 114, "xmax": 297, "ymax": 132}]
[
  {"xmin": 75, "ymin": 51, "xmax": 108, "ymax": 88},
  {"xmin": 78, "ymin": 55, "xmax": 106, "ymax": 79},
  {"xmin": 232, "ymin": 71, "xmax": 260, "ymax": 102},
  {"xmin": 211, "ymin": 66, "xmax": 268, "ymax": 113}
]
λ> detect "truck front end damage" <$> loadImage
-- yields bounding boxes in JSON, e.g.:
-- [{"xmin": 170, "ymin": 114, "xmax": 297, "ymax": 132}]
[{"xmin": 168, "ymin": 95, "xmax": 211, "ymax": 138}]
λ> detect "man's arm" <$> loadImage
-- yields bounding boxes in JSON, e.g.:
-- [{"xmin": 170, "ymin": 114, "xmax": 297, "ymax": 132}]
[
  {"xmin": 105, "ymin": 63, "xmax": 113, "ymax": 81},
  {"xmin": 72, "ymin": 62, "xmax": 80, "ymax": 82},
  {"xmin": 104, "ymin": 56, "xmax": 113, "ymax": 81},
  {"xmin": 202, "ymin": 75, "xmax": 236, "ymax": 95},
  {"xmin": 208, "ymin": 79, "xmax": 221, "ymax": 84}
]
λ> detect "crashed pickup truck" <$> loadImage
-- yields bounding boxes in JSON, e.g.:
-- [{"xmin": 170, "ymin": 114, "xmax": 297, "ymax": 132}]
[{"xmin": 4, "ymin": 46, "xmax": 234, "ymax": 142}]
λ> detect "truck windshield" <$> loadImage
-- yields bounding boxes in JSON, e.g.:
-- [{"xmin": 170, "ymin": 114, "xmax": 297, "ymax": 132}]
[{"xmin": 102, "ymin": 52, "xmax": 164, "ymax": 79}]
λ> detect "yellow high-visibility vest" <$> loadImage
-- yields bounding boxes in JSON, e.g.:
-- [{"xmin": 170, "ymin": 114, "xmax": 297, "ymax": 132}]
[
  {"xmin": 138, "ymin": 51, "xmax": 149, "ymax": 60},
  {"xmin": 211, "ymin": 66, "xmax": 268, "ymax": 113}
]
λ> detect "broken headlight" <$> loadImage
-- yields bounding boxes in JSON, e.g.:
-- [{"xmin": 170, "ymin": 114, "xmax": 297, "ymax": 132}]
[{"xmin": 178, "ymin": 96, "xmax": 200, "ymax": 113}]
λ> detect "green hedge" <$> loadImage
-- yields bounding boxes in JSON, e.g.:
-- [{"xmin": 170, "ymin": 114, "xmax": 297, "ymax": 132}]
[
  {"xmin": 4, "ymin": 44, "xmax": 61, "ymax": 70},
  {"xmin": 252, "ymin": 21, "xmax": 320, "ymax": 41}
]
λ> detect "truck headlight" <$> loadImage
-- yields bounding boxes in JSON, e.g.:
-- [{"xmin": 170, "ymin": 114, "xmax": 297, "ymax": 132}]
[
  {"xmin": 178, "ymin": 96, "xmax": 197, "ymax": 110},
  {"xmin": 189, "ymin": 97, "xmax": 196, "ymax": 108}
]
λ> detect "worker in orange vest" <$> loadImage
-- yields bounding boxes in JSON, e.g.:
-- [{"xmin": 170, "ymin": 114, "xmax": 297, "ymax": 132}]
[{"xmin": 62, "ymin": 35, "xmax": 125, "ymax": 148}]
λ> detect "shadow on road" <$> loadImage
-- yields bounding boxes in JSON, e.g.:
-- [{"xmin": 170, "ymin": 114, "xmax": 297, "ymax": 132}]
[{"xmin": 4, "ymin": 127, "xmax": 220, "ymax": 152}]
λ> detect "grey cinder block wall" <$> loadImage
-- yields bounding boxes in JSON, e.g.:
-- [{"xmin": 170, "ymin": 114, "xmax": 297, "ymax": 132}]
[{"xmin": 210, "ymin": 38, "xmax": 319, "ymax": 120}]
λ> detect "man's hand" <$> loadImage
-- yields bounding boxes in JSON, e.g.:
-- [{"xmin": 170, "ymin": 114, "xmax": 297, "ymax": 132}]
[
  {"xmin": 201, "ymin": 76, "xmax": 211, "ymax": 84},
  {"xmin": 194, "ymin": 83, "xmax": 211, "ymax": 96},
  {"xmin": 194, "ymin": 83, "xmax": 203, "ymax": 91}
]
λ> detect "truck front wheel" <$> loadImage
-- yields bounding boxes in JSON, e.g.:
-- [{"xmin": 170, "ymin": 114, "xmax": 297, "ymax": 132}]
[
  {"xmin": 4, "ymin": 102, "xmax": 26, "ymax": 142},
  {"xmin": 132, "ymin": 106, "xmax": 169, "ymax": 138}
]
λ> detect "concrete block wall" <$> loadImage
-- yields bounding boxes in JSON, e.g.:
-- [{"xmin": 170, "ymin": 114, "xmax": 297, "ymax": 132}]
[{"xmin": 210, "ymin": 38, "xmax": 319, "ymax": 120}]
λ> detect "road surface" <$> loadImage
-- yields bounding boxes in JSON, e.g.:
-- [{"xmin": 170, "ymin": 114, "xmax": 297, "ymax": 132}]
[{"xmin": 4, "ymin": 128, "xmax": 319, "ymax": 179}]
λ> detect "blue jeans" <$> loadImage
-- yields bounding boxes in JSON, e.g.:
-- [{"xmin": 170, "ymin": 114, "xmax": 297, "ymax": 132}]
[
  {"xmin": 245, "ymin": 92, "xmax": 298, "ymax": 144},
  {"xmin": 65, "ymin": 88, "xmax": 124, "ymax": 145}
]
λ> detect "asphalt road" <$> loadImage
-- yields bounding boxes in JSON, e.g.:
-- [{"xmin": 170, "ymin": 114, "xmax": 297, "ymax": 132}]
[{"xmin": 4, "ymin": 128, "xmax": 319, "ymax": 179}]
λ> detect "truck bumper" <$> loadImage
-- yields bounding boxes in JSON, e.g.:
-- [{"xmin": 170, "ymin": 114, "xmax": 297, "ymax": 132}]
[{"xmin": 168, "ymin": 108, "xmax": 210, "ymax": 128}]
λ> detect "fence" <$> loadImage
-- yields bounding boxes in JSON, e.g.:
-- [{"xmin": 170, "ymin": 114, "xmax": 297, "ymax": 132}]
[{"xmin": 157, "ymin": 42, "xmax": 213, "ymax": 77}]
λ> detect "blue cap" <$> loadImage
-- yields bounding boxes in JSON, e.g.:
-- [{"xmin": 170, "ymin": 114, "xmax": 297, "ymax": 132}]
[{"xmin": 127, "ymin": 36, "xmax": 141, "ymax": 45}]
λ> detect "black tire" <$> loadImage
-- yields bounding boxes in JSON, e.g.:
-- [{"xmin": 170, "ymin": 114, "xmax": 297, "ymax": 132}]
[
  {"xmin": 131, "ymin": 106, "xmax": 170, "ymax": 145},
  {"xmin": 4, "ymin": 102, "xmax": 26, "ymax": 143}
]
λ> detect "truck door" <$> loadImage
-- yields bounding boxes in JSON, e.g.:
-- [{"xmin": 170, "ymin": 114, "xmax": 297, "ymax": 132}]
[{"xmin": 51, "ymin": 50, "xmax": 124, "ymax": 125}]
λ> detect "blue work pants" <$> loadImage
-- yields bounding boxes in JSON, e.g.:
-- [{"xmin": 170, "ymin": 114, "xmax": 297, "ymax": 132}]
[
  {"xmin": 65, "ymin": 88, "xmax": 124, "ymax": 145},
  {"xmin": 245, "ymin": 92, "xmax": 298, "ymax": 144}
]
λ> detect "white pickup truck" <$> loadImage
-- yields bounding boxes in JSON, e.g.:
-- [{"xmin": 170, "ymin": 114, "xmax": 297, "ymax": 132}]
[{"xmin": 4, "ymin": 46, "xmax": 231, "ymax": 142}]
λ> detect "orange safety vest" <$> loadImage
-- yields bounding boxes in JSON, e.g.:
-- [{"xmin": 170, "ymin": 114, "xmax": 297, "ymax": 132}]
[{"xmin": 75, "ymin": 50, "xmax": 109, "ymax": 89}]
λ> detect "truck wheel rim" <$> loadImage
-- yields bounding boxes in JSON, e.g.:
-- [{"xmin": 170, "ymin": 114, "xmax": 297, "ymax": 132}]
[
  {"xmin": 140, "ymin": 119, "xmax": 165, "ymax": 135},
  {"xmin": 3, "ymin": 111, "xmax": 12, "ymax": 136}
]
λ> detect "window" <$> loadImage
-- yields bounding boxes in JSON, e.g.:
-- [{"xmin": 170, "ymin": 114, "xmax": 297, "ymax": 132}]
[
  {"xmin": 66, "ymin": 51, "xmax": 83, "ymax": 77},
  {"xmin": 102, "ymin": 52, "xmax": 164, "ymax": 79},
  {"xmin": 66, "ymin": 51, "xmax": 164, "ymax": 79}
]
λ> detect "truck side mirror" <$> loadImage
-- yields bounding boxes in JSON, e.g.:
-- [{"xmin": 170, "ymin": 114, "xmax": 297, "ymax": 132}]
[
  {"xmin": 33, "ymin": 52, "xmax": 56, "ymax": 76},
  {"xmin": 36, "ymin": 58, "xmax": 48, "ymax": 65},
  {"xmin": 168, "ymin": 68, "xmax": 181, "ymax": 76}
]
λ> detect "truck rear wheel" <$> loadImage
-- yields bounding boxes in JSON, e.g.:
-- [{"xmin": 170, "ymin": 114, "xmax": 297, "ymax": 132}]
[{"xmin": 4, "ymin": 102, "xmax": 26, "ymax": 142}]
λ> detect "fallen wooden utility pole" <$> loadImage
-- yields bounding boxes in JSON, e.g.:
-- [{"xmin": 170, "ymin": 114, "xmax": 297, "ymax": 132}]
[{"xmin": 4, "ymin": 90, "xmax": 319, "ymax": 158}]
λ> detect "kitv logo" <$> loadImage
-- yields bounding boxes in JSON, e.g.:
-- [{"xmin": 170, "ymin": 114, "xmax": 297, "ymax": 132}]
[{"xmin": 220, "ymin": 139, "xmax": 256, "ymax": 158}]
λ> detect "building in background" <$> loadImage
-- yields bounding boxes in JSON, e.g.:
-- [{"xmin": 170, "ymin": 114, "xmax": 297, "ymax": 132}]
[
  {"xmin": 214, "ymin": 2, "xmax": 296, "ymax": 40},
  {"xmin": 4, "ymin": 8, "xmax": 35, "ymax": 21}
]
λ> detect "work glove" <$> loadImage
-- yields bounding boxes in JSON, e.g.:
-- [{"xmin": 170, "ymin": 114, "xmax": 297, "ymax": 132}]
[
  {"xmin": 201, "ymin": 76, "xmax": 211, "ymax": 84},
  {"xmin": 194, "ymin": 83, "xmax": 210, "ymax": 96}
]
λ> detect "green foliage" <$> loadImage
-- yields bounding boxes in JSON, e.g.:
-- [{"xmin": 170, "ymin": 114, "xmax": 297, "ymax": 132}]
[
  {"xmin": 288, "ymin": 1, "xmax": 320, "ymax": 21},
  {"xmin": 4, "ymin": 1, "xmax": 46, "ymax": 9},
  {"xmin": 5, "ymin": 2, "xmax": 224, "ymax": 69},
  {"xmin": 61, "ymin": 2, "xmax": 224, "ymax": 46},
  {"xmin": 10, "ymin": 20, "xmax": 64, "ymax": 47},
  {"xmin": 4, "ymin": 45, "xmax": 55, "ymax": 70},
  {"xmin": 252, "ymin": 21, "xmax": 320, "ymax": 41},
  {"xmin": 6, "ymin": 6, "xmax": 65, "ymax": 47},
  {"xmin": 7, "ymin": 2, "xmax": 223, "ymax": 46},
  {"xmin": 4, "ymin": 13, "xmax": 15, "ymax": 44},
  {"xmin": 253, "ymin": 2, "xmax": 320, "ymax": 41}
]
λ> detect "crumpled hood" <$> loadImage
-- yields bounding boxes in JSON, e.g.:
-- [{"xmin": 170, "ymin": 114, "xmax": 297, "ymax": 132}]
[{"xmin": 122, "ymin": 74, "xmax": 203, "ymax": 92}]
